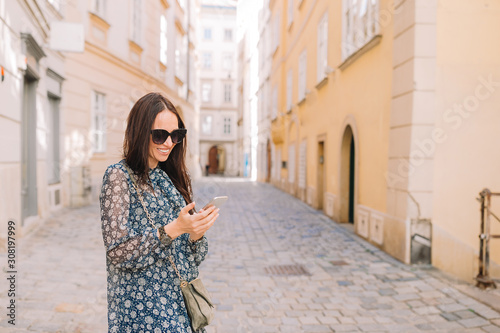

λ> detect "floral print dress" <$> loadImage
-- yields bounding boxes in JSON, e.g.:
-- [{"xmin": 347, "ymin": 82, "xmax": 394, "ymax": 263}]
[{"xmin": 100, "ymin": 160, "xmax": 208, "ymax": 333}]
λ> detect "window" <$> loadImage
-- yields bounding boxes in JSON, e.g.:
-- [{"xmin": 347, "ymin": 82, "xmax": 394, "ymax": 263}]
[
  {"xmin": 298, "ymin": 49, "xmax": 307, "ymax": 101},
  {"xmin": 160, "ymin": 15, "xmax": 168, "ymax": 65},
  {"xmin": 175, "ymin": 34, "xmax": 187, "ymax": 82},
  {"xmin": 201, "ymin": 115, "xmax": 213, "ymax": 135},
  {"xmin": 202, "ymin": 52, "xmax": 212, "ymax": 69},
  {"xmin": 287, "ymin": 0, "xmax": 294, "ymax": 27},
  {"xmin": 224, "ymin": 83, "xmax": 232, "ymax": 103},
  {"xmin": 222, "ymin": 53, "xmax": 233, "ymax": 71},
  {"xmin": 342, "ymin": 0, "xmax": 379, "ymax": 60},
  {"xmin": 223, "ymin": 117, "xmax": 231, "ymax": 134},
  {"xmin": 202, "ymin": 83, "xmax": 212, "ymax": 102},
  {"xmin": 91, "ymin": 91, "xmax": 106, "ymax": 153},
  {"xmin": 47, "ymin": 97, "xmax": 60, "ymax": 184},
  {"xmin": 204, "ymin": 28, "xmax": 212, "ymax": 40},
  {"xmin": 272, "ymin": 11, "xmax": 281, "ymax": 54},
  {"xmin": 286, "ymin": 69, "xmax": 293, "ymax": 110},
  {"xmin": 130, "ymin": 0, "xmax": 142, "ymax": 44},
  {"xmin": 91, "ymin": 0, "xmax": 106, "ymax": 17},
  {"xmin": 317, "ymin": 12, "xmax": 328, "ymax": 82},
  {"xmin": 271, "ymin": 86, "xmax": 278, "ymax": 119},
  {"xmin": 224, "ymin": 29, "xmax": 233, "ymax": 41}
]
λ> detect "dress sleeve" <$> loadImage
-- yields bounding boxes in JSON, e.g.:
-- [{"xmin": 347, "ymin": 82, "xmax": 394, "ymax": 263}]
[
  {"xmin": 100, "ymin": 165, "xmax": 167, "ymax": 271},
  {"xmin": 188, "ymin": 236, "xmax": 209, "ymax": 266}
]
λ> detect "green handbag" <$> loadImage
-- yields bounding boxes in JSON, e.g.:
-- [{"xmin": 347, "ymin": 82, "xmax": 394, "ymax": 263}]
[{"xmin": 168, "ymin": 256, "xmax": 215, "ymax": 331}]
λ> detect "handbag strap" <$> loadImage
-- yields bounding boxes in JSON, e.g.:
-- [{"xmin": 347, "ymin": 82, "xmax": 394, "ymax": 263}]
[
  {"xmin": 169, "ymin": 256, "xmax": 188, "ymax": 287},
  {"xmin": 122, "ymin": 163, "xmax": 156, "ymax": 230},
  {"xmin": 122, "ymin": 163, "xmax": 187, "ymax": 285}
]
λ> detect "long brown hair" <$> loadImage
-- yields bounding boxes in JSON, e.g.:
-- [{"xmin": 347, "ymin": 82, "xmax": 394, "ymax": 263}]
[{"xmin": 123, "ymin": 92, "xmax": 192, "ymax": 204}]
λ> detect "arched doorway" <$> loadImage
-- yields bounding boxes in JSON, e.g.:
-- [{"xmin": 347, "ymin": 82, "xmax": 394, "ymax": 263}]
[
  {"xmin": 208, "ymin": 145, "xmax": 225, "ymax": 175},
  {"xmin": 340, "ymin": 126, "xmax": 356, "ymax": 223}
]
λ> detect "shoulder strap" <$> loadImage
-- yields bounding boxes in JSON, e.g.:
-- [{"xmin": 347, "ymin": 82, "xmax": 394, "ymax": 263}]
[{"xmin": 121, "ymin": 163, "xmax": 155, "ymax": 229}]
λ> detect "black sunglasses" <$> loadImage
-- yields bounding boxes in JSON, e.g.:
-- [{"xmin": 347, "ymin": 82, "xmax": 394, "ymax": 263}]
[{"xmin": 151, "ymin": 128, "xmax": 187, "ymax": 145}]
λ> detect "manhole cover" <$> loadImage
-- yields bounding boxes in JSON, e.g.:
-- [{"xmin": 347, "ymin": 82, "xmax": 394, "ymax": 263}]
[
  {"xmin": 264, "ymin": 264, "xmax": 310, "ymax": 276},
  {"xmin": 330, "ymin": 260, "xmax": 349, "ymax": 266}
]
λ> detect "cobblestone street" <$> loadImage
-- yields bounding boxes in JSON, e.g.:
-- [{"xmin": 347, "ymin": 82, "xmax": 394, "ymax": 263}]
[{"xmin": 1, "ymin": 177, "xmax": 500, "ymax": 332}]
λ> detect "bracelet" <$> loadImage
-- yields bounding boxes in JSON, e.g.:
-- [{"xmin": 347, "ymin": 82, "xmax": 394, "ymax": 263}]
[
  {"xmin": 158, "ymin": 226, "xmax": 173, "ymax": 247},
  {"xmin": 189, "ymin": 237, "xmax": 202, "ymax": 244}
]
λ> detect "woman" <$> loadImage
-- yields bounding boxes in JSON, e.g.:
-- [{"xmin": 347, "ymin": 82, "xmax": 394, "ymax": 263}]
[{"xmin": 100, "ymin": 92, "xmax": 218, "ymax": 332}]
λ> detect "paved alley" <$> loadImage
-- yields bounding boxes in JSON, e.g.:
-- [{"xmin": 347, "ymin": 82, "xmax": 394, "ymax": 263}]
[{"xmin": 1, "ymin": 177, "xmax": 500, "ymax": 332}]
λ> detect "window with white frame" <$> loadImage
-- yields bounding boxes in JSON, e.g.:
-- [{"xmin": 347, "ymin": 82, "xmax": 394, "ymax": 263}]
[
  {"xmin": 202, "ymin": 82, "xmax": 212, "ymax": 102},
  {"xmin": 224, "ymin": 83, "xmax": 232, "ymax": 103},
  {"xmin": 91, "ymin": 0, "xmax": 106, "ymax": 17},
  {"xmin": 130, "ymin": 0, "xmax": 142, "ymax": 44},
  {"xmin": 317, "ymin": 12, "xmax": 328, "ymax": 82},
  {"xmin": 222, "ymin": 53, "xmax": 233, "ymax": 71},
  {"xmin": 224, "ymin": 28, "xmax": 233, "ymax": 41},
  {"xmin": 272, "ymin": 11, "xmax": 281, "ymax": 54},
  {"xmin": 286, "ymin": 69, "xmax": 293, "ymax": 111},
  {"xmin": 202, "ymin": 52, "xmax": 212, "ymax": 69},
  {"xmin": 272, "ymin": 86, "xmax": 278, "ymax": 119},
  {"xmin": 201, "ymin": 115, "xmax": 213, "ymax": 135},
  {"xmin": 47, "ymin": 97, "xmax": 60, "ymax": 184},
  {"xmin": 287, "ymin": 0, "xmax": 294, "ymax": 27},
  {"xmin": 160, "ymin": 15, "xmax": 168, "ymax": 65},
  {"xmin": 342, "ymin": 0, "xmax": 379, "ymax": 60},
  {"xmin": 91, "ymin": 91, "xmax": 106, "ymax": 153},
  {"xmin": 223, "ymin": 117, "xmax": 231, "ymax": 134},
  {"xmin": 204, "ymin": 28, "xmax": 212, "ymax": 40},
  {"xmin": 298, "ymin": 49, "xmax": 307, "ymax": 101},
  {"xmin": 175, "ymin": 34, "xmax": 187, "ymax": 82}
]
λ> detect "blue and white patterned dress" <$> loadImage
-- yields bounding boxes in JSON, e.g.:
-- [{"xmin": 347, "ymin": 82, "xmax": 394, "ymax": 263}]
[{"xmin": 100, "ymin": 160, "xmax": 208, "ymax": 333}]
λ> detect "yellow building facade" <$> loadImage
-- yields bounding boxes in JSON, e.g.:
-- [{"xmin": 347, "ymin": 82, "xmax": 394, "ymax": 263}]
[{"xmin": 267, "ymin": 0, "xmax": 500, "ymax": 283}]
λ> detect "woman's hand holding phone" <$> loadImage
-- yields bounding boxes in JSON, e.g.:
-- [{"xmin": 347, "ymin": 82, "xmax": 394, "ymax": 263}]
[{"xmin": 168, "ymin": 202, "xmax": 219, "ymax": 241}]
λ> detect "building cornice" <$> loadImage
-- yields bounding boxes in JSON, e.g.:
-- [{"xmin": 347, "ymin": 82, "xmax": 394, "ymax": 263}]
[{"xmin": 21, "ymin": 33, "xmax": 46, "ymax": 60}]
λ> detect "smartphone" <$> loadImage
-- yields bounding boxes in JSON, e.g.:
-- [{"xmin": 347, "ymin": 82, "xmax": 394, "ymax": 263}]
[{"xmin": 202, "ymin": 196, "xmax": 228, "ymax": 210}]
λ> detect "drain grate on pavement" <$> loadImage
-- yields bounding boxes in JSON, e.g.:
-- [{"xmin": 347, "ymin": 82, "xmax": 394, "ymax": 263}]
[{"xmin": 264, "ymin": 264, "xmax": 310, "ymax": 276}]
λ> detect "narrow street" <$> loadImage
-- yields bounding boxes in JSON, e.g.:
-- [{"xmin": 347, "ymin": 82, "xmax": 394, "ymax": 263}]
[{"xmin": 1, "ymin": 178, "xmax": 500, "ymax": 332}]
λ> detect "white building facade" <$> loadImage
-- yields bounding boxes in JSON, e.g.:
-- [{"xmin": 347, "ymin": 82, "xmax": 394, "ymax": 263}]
[
  {"xmin": 0, "ymin": 0, "xmax": 67, "ymax": 246},
  {"xmin": 0, "ymin": 0, "xmax": 202, "ymax": 249},
  {"xmin": 198, "ymin": 0, "xmax": 238, "ymax": 176}
]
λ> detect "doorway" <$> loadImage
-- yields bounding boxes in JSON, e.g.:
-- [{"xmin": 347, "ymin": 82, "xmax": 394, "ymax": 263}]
[
  {"xmin": 340, "ymin": 126, "xmax": 356, "ymax": 223},
  {"xmin": 266, "ymin": 140, "xmax": 271, "ymax": 182},
  {"xmin": 317, "ymin": 141, "xmax": 325, "ymax": 210},
  {"xmin": 208, "ymin": 145, "xmax": 225, "ymax": 175},
  {"xmin": 21, "ymin": 74, "xmax": 38, "ymax": 222}
]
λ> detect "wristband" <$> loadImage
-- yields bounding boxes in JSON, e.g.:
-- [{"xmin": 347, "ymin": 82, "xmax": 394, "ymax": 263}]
[{"xmin": 158, "ymin": 226, "xmax": 173, "ymax": 246}]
